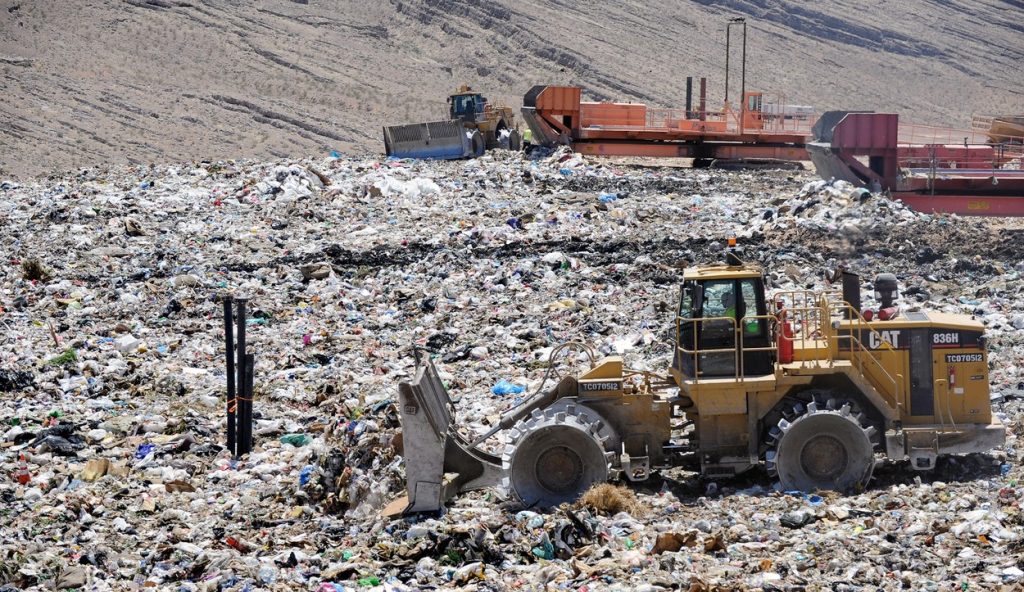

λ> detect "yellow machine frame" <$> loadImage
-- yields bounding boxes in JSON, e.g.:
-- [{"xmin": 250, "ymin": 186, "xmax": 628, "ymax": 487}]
[{"xmin": 659, "ymin": 262, "xmax": 1003, "ymax": 475}]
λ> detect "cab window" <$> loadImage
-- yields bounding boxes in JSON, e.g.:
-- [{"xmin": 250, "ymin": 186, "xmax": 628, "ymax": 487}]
[
  {"xmin": 702, "ymin": 280, "xmax": 735, "ymax": 318},
  {"xmin": 679, "ymin": 282, "xmax": 694, "ymax": 319},
  {"xmin": 740, "ymin": 279, "xmax": 757, "ymax": 314},
  {"xmin": 456, "ymin": 95, "xmax": 480, "ymax": 115},
  {"xmin": 739, "ymin": 278, "xmax": 765, "ymax": 336}
]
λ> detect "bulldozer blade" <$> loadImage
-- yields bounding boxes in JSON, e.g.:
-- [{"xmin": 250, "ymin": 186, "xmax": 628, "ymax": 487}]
[
  {"xmin": 383, "ymin": 120, "xmax": 485, "ymax": 160},
  {"xmin": 397, "ymin": 356, "xmax": 503, "ymax": 513}
]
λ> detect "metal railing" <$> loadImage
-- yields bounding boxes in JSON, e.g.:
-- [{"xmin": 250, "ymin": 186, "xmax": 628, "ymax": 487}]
[
  {"xmin": 772, "ymin": 289, "xmax": 833, "ymax": 364},
  {"xmin": 646, "ymin": 107, "xmax": 729, "ymax": 130},
  {"xmin": 675, "ymin": 314, "xmax": 779, "ymax": 383},
  {"xmin": 580, "ymin": 102, "xmax": 817, "ymax": 137},
  {"xmin": 674, "ymin": 289, "xmax": 907, "ymax": 412},
  {"xmin": 898, "ymin": 122, "xmax": 990, "ymax": 146},
  {"xmin": 897, "ymin": 143, "xmax": 1024, "ymax": 172},
  {"xmin": 724, "ymin": 93, "xmax": 818, "ymax": 135},
  {"xmin": 897, "ymin": 121, "xmax": 1024, "ymax": 175},
  {"xmin": 776, "ymin": 289, "xmax": 902, "ymax": 395},
  {"xmin": 825, "ymin": 301, "xmax": 903, "ymax": 410},
  {"xmin": 674, "ymin": 289, "xmax": 904, "ymax": 410}
]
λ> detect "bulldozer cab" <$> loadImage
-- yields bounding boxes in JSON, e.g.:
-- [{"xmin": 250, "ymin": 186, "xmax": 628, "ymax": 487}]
[
  {"xmin": 675, "ymin": 267, "xmax": 773, "ymax": 378},
  {"xmin": 449, "ymin": 92, "xmax": 485, "ymax": 122}
]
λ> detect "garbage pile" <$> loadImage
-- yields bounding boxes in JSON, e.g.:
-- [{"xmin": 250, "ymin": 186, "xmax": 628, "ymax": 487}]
[{"xmin": 0, "ymin": 149, "xmax": 1021, "ymax": 590}]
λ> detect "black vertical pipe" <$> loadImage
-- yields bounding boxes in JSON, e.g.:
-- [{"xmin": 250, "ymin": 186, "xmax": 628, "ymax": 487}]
[
  {"xmin": 740, "ymin": 20, "xmax": 747, "ymax": 132},
  {"xmin": 234, "ymin": 298, "xmax": 247, "ymax": 457},
  {"xmin": 841, "ymin": 271, "xmax": 862, "ymax": 319},
  {"xmin": 240, "ymin": 353, "xmax": 255, "ymax": 455},
  {"xmin": 685, "ymin": 77, "xmax": 693, "ymax": 118},
  {"xmin": 224, "ymin": 296, "xmax": 235, "ymax": 455},
  {"xmin": 699, "ymin": 78, "xmax": 707, "ymax": 121},
  {"xmin": 725, "ymin": 25, "xmax": 731, "ymax": 104}
]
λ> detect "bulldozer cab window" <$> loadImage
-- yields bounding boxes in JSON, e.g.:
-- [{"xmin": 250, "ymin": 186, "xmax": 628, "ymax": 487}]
[
  {"xmin": 676, "ymin": 277, "xmax": 772, "ymax": 378},
  {"xmin": 694, "ymin": 280, "xmax": 738, "ymax": 376},
  {"xmin": 678, "ymin": 282, "xmax": 695, "ymax": 320},
  {"xmin": 739, "ymin": 279, "xmax": 766, "ymax": 337},
  {"xmin": 676, "ymin": 282, "xmax": 696, "ymax": 352},
  {"xmin": 675, "ymin": 282, "xmax": 700, "ymax": 377},
  {"xmin": 452, "ymin": 95, "xmax": 481, "ymax": 117},
  {"xmin": 737, "ymin": 277, "xmax": 773, "ymax": 375},
  {"xmin": 675, "ymin": 282, "xmax": 698, "ymax": 377},
  {"xmin": 703, "ymin": 281, "xmax": 733, "ymax": 318}
]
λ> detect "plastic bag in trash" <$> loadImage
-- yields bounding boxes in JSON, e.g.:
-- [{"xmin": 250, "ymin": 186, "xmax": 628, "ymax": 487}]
[{"xmin": 492, "ymin": 380, "xmax": 526, "ymax": 395}]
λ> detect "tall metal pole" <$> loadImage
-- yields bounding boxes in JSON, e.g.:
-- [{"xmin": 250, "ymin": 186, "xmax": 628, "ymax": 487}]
[
  {"xmin": 740, "ymin": 19, "xmax": 747, "ymax": 134},
  {"xmin": 240, "ymin": 353, "xmax": 255, "ymax": 456},
  {"xmin": 725, "ymin": 17, "xmax": 747, "ymax": 133},
  {"xmin": 685, "ymin": 77, "xmax": 693, "ymax": 118},
  {"xmin": 724, "ymin": 25, "xmax": 731, "ymax": 104},
  {"xmin": 234, "ymin": 298, "xmax": 247, "ymax": 457},
  {"xmin": 699, "ymin": 77, "xmax": 707, "ymax": 121},
  {"xmin": 223, "ymin": 296, "xmax": 235, "ymax": 455}
]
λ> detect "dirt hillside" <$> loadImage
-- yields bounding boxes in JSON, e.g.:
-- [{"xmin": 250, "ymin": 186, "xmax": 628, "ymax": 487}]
[{"xmin": 1, "ymin": 0, "xmax": 1021, "ymax": 177}]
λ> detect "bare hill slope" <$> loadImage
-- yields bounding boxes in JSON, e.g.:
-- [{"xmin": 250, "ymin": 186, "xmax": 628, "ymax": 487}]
[{"xmin": 1, "ymin": 0, "xmax": 1021, "ymax": 177}]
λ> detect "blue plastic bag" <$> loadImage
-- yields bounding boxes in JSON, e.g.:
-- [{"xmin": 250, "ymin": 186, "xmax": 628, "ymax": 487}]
[
  {"xmin": 492, "ymin": 380, "xmax": 526, "ymax": 396},
  {"xmin": 299, "ymin": 465, "xmax": 314, "ymax": 487},
  {"xmin": 599, "ymin": 192, "xmax": 618, "ymax": 203},
  {"xmin": 134, "ymin": 443, "xmax": 156, "ymax": 459}
]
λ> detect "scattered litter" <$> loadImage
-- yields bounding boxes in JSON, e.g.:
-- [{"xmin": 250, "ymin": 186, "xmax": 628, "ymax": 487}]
[{"xmin": 0, "ymin": 151, "xmax": 1020, "ymax": 589}]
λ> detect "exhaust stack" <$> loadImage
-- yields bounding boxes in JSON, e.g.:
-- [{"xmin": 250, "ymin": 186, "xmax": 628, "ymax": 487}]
[{"xmin": 841, "ymin": 271, "xmax": 861, "ymax": 319}]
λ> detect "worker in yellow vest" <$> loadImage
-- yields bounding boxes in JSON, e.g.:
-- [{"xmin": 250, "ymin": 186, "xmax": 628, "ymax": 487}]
[{"xmin": 722, "ymin": 292, "xmax": 760, "ymax": 336}]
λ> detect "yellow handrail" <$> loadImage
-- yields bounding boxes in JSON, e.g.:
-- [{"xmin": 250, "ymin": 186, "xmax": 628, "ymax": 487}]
[
  {"xmin": 769, "ymin": 290, "xmax": 904, "ymax": 407},
  {"xmin": 676, "ymin": 314, "xmax": 779, "ymax": 383},
  {"xmin": 826, "ymin": 300, "xmax": 903, "ymax": 404},
  {"xmin": 675, "ymin": 289, "xmax": 905, "ymax": 413}
]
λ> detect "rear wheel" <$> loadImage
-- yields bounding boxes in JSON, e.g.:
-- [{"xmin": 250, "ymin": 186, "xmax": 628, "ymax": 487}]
[
  {"xmin": 469, "ymin": 130, "xmax": 485, "ymax": 157},
  {"xmin": 508, "ymin": 129, "xmax": 522, "ymax": 151},
  {"xmin": 503, "ymin": 405, "xmax": 610, "ymax": 507},
  {"xmin": 765, "ymin": 397, "xmax": 877, "ymax": 492}
]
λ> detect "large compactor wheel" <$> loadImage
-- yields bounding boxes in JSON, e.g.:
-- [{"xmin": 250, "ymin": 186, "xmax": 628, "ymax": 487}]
[
  {"xmin": 469, "ymin": 130, "xmax": 486, "ymax": 157},
  {"xmin": 765, "ymin": 398, "xmax": 877, "ymax": 492},
  {"xmin": 503, "ymin": 405, "xmax": 611, "ymax": 508},
  {"xmin": 508, "ymin": 129, "xmax": 522, "ymax": 151}
]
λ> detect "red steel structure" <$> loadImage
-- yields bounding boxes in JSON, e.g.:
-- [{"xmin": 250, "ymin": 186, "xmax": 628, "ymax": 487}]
[
  {"xmin": 521, "ymin": 85, "xmax": 814, "ymax": 163},
  {"xmin": 808, "ymin": 112, "xmax": 1024, "ymax": 216},
  {"xmin": 520, "ymin": 85, "xmax": 1024, "ymax": 216}
]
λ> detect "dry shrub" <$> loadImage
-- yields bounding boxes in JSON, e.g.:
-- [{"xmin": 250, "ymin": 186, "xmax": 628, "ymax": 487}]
[
  {"xmin": 21, "ymin": 258, "xmax": 49, "ymax": 281},
  {"xmin": 576, "ymin": 483, "xmax": 644, "ymax": 517}
]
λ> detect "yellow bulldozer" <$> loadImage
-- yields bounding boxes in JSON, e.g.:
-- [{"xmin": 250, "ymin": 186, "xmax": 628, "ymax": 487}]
[
  {"xmin": 397, "ymin": 247, "xmax": 1005, "ymax": 511},
  {"xmin": 383, "ymin": 86, "xmax": 521, "ymax": 160}
]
